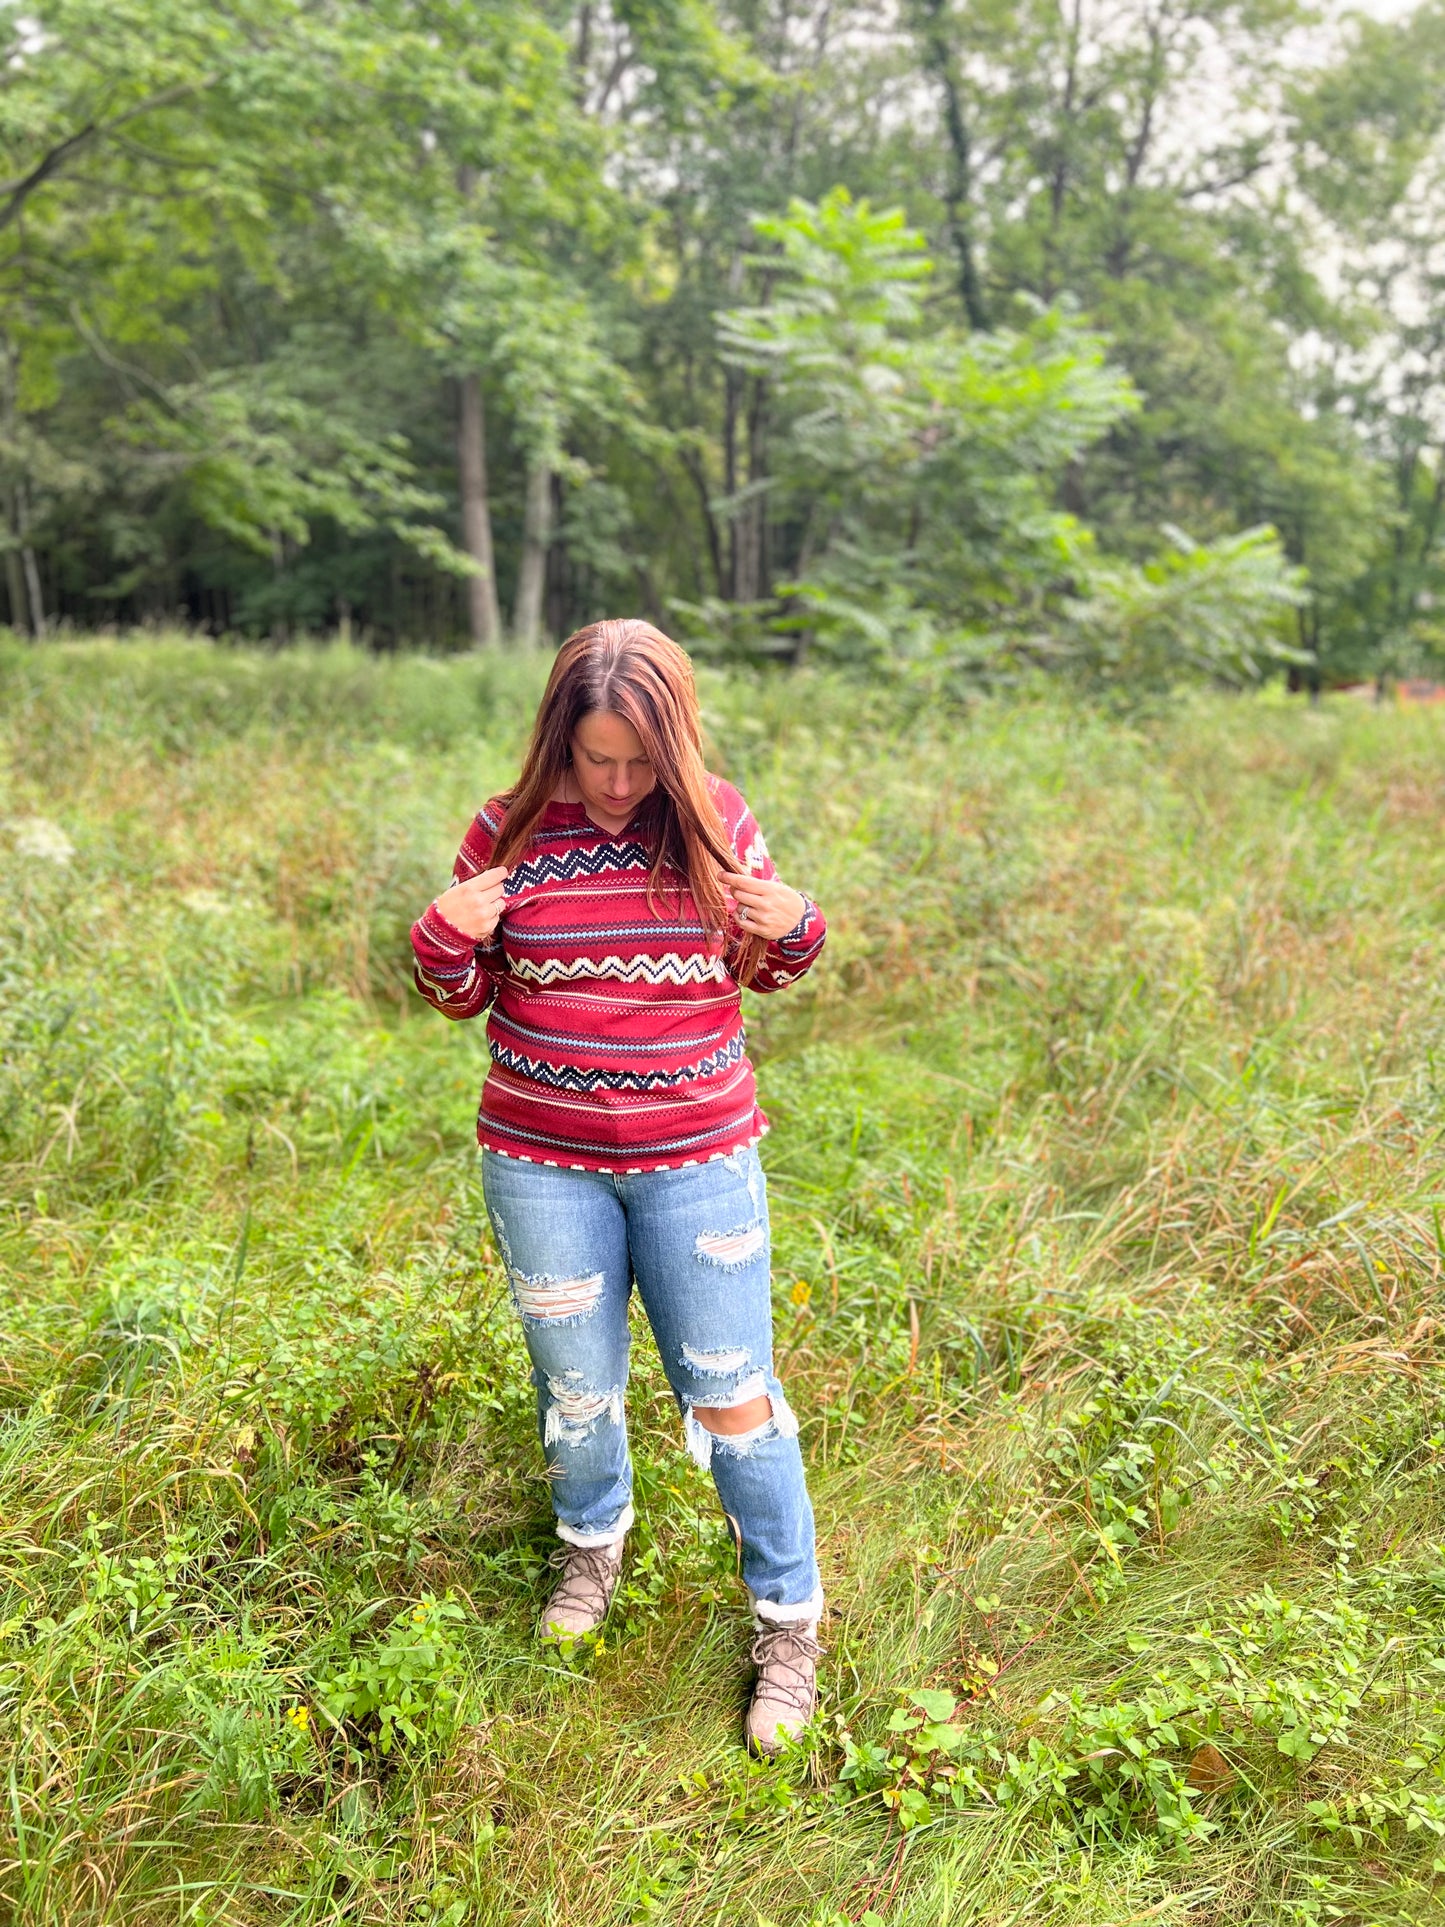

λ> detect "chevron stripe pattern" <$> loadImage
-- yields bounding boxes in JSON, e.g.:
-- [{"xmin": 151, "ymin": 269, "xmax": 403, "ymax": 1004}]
[
  {"xmin": 503, "ymin": 838, "xmax": 654, "ymax": 896},
  {"xmin": 490, "ymin": 1030, "xmax": 747, "ymax": 1093},
  {"xmin": 410, "ymin": 776, "xmax": 826, "ymax": 1172},
  {"xmin": 506, "ymin": 950, "xmax": 732, "ymax": 987}
]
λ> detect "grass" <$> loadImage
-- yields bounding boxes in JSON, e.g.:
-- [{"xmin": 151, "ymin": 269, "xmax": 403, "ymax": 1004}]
[{"xmin": 2, "ymin": 636, "xmax": 1445, "ymax": 1926}]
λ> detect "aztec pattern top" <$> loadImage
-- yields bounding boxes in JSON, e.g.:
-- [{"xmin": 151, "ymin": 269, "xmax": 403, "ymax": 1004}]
[{"xmin": 409, "ymin": 778, "xmax": 827, "ymax": 1171}]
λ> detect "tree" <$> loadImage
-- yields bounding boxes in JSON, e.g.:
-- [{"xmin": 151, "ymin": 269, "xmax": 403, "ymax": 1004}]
[
  {"xmin": 0, "ymin": 0, "xmax": 1438, "ymax": 680},
  {"xmin": 712, "ymin": 190, "xmax": 1134, "ymax": 661},
  {"xmin": 709, "ymin": 189, "xmax": 1309, "ymax": 687},
  {"xmin": 0, "ymin": 1, "xmax": 621, "ymax": 641},
  {"xmin": 886, "ymin": 0, "xmax": 1391, "ymax": 665},
  {"xmin": 1286, "ymin": 0, "xmax": 1445, "ymax": 678}
]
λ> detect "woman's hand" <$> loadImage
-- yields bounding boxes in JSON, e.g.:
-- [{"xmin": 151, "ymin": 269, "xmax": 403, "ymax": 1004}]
[
  {"xmin": 433, "ymin": 865, "xmax": 509, "ymax": 942},
  {"xmin": 730, "ymin": 872, "xmax": 807, "ymax": 942}
]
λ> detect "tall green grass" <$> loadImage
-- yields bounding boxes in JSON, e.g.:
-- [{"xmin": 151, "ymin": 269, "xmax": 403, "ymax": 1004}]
[{"xmin": 3, "ymin": 638, "xmax": 1445, "ymax": 1924}]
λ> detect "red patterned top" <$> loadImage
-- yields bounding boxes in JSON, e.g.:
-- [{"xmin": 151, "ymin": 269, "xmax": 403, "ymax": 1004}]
[{"xmin": 409, "ymin": 778, "xmax": 826, "ymax": 1171}]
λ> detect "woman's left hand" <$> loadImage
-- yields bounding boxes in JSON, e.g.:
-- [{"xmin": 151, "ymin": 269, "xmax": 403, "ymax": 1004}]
[{"xmin": 730, "ymin": 872, "xmax": 807, "ymax": 941}]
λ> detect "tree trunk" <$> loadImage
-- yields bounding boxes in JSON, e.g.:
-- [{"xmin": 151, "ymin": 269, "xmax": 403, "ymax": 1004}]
[
  {"xmin": 731, "ymin": 377, "xmax": 770, "ymax": 604},
  {"xmin": 4, "ymin": 479, "xmax": 26, "ymax": 633},
  {"xmin": 512, "ymin": 457, "xmax": 552, "ymax": 647},
  {"xmin": 4, "ymin": 525, "xmax": 26, "ymax": 636},
  {"xmin": 545, "ymin": 471, "xmax": 568, "ymax": 640},
  {"xmin": 1045, "ymin": 0, "xmax": 1084, "ymax": 300},
  {"xmin": 747, "ymin": 377, "xmax": 770, "ymax": 599},
  {"xmin": 916, "ymin": 0, "xmax": 988, "ymax": 329},
  {"xmin": 679, "ymin": 446, "xmax": 724, "ymax": 595},
  {"xmin": 456, "ymin": 372, "xmax": 502, "ymax": 648},
  {"xmin": 722, "ymin": 370, "xmax": 740, "ymax": 600},
  {"xmin": 721, "ymin": 249, "xmax": 747, "ymax": 601},
  {"xmin": 0, "ymin": 344, "xmax": 30, "ymax": 636},
  {"xmin": 269, "ymin": 530, "xmax": 288, "ymax": 645},
  {"xmin": 17, "ymin": 480, "xmax": 42, "ymax": 636}
]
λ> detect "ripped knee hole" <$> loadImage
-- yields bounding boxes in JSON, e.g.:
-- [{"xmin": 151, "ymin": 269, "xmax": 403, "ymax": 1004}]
[
  {"xmin": 693, "ymin": 1393, "xmax": 773, "ymax": 1437},
  {"xmin": 694, "ymin": 1223, "xmax": 766, "ymax": 1268},
  {"xmin": 681, "ymin": 1341, "xmax": 751, "ymax": 1377},
  {"xmin": 544, "ymin": 1371, "xmax": 623, "ymax": 1446},
  {"xmin": 510, "ymin": 1267, "xmax": 603, "ymax": 1323},
  {"xmin": 684, "ymin": 1375, "xmax": 799, "ymax": 1467}
]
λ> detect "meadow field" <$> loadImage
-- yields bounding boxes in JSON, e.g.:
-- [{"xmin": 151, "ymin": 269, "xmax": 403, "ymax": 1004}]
[{"xmin": 4, "ymin": 640, "xmax": 1445, "ymax": 1927}]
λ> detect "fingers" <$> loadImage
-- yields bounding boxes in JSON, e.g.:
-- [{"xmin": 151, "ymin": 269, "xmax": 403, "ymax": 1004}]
[
  {"xmin": 435, "ymin": 866, "xmax": 508, "ymax": 940},
  {"xmin": 731, "ymin": 876, "xmax": 768, "ymax": 927},
  {"xmin": 457, "ymin": 869, "xmax": 506, "ymax": 902},
  {"xmin": 730, "ymin": 870, "xmax": 805, "ymax": 943},
  {"xmin": 733, "ymin": 888, "xmax": 788, "ymax": 935},
  {"xmin": 732, "ymin": 878, "xmax": 790, "ymax": 911}
]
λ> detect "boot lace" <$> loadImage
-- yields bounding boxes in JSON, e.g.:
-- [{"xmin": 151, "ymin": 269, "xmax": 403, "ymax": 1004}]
[
  {"xmin": 749, "ymin": 1624, "xmax": 823, "ymax": 1717},
  {"xmin": 547, "ymin": 1542, "xmax": 622, "ymax": 1620}
]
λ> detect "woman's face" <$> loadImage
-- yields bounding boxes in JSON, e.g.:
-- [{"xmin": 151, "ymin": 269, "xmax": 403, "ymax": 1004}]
[{"xmin": 569, "ymin": 709, "xmax": 657, "ymax": 830}]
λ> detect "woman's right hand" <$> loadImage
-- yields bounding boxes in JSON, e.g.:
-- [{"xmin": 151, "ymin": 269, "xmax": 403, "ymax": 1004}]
[{"xmin": 433, "ymin": 864, "xmax": 509, "ymax": 942}]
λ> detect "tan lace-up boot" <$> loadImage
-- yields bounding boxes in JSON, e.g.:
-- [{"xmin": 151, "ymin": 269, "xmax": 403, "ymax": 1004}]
[
  {"xmin": 744, "ymin": 1622, "xmax": 823, "ymax": 1755},
  {"xmin": 539, "ymin": 1539, "xmax": 625, "ymax": 1643}
]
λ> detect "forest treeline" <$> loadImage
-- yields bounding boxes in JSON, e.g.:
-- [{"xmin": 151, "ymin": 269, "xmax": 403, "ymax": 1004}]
[{"xmin": 3, "ymin": 0, "xmax": 1444, "ymax": 685}]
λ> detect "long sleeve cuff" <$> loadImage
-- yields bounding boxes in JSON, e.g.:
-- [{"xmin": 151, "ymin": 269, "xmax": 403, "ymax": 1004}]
[
  {"xmin": 775, "ymin": 895, "xmax": 823, "ymax": 953},
  {"xmin": 751, "ymin": 895, "xmax": 826, "ymax": 992},
  {"xmin": 410, "ymin": 901, "xmax": 502, "ymax": 1020},
  {"xmin": 413, "ymin": 900, "xmax": 479, "ymax": 962}
]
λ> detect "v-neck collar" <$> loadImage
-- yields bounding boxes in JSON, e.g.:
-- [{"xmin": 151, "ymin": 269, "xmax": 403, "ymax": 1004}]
[{"xmin": 546, "ymin": 798, "xmax": 645, "ymax": 838}]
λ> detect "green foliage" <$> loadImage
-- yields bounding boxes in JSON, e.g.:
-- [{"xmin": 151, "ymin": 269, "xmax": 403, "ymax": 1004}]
[
  {"xmin": 841, "ymin": 1553, "xmax": 1445, "ymax": 1869},
  {"xmin": 0, "ymin": 0, "xmax": 614, "ymax": 634},
  {"xmin": 715, "ymin": 189, "xmax": 1138, "ymax": 665},
  {"xmin": 841, "ymin": 1680, "xmax": 1215, "ymax": 1843},
  {"xmin": 122, "ymin": 368, "xmax": 463, "ymax": 569},
  {"xmin": 0, "ymin": 2, "xmax": 1437, "ymax": 672},
  {"xmin": 1064, "ymin": 523, "xmax": 1310, "ymax": 688},
  {"xmin": 709, "ymin": 191, "xmax": 1333, "ymax": 689},
  {"xmin": 177, "ymin": 1624, "xmax": 319, "ymax": 1819},
  {"xmin": 317, "ymin": 1593, "xmax": 469, "ymax": 1757},
  {"xmin": 709, "ymin": 192, "xmax": 1322, "ymax": 688}
]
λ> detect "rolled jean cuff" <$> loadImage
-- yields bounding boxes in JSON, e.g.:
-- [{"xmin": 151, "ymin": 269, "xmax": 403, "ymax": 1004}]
[
  {"xmin": 751, "ymin": 1585, "xmax": 824, "ymax": 1628},
  {"xmin": 556, "ymin": 1503, "xmax": 633, "ymax": 1550}
]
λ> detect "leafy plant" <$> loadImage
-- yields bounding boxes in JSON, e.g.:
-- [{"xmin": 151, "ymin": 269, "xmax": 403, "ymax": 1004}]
[
  {"xmin": 841, "ymin": 1685, "xmax": 1214, "ymax": 1843},
  {"xmin": 316, "ymin": 1593, "xmax": 467, "ymax": 1757},
  {"xmin": 716, "ymin": 191, "xmax": 1137, "ymax": 667},
  {"xmin": 1063, "ymin": 524, "xmax": 1311, "ymax": 689}
]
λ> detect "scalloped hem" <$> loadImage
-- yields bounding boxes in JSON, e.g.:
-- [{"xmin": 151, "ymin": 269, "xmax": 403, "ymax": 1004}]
[{"xmin": 475, "ymin": 1122, "xmax": 770, "ymax": 1176}]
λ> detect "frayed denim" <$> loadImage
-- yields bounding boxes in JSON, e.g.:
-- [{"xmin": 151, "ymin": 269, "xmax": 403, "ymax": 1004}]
[{"xmin": 481, "ymin": 1145, "xmax": 820, "ymax": 1614}]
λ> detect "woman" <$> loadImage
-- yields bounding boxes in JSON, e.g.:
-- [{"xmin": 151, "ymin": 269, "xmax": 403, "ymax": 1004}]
[{"xmin": 410, "ymin": 619, "xmax": 827, "ymax": 1754}]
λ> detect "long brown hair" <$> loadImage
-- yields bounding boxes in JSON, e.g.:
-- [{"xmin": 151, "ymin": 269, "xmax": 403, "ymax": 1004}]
[{"xmin": 492, "ymin": 619, "xmax": 768, "ymax": 984}]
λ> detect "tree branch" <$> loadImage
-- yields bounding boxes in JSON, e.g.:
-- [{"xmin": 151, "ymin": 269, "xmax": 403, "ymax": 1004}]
[
  {"xmin": 914, "ymin": 0, "xmax": 988, "ymax": 328},
  {"xmin": 1177, "ymin": 153, "xmax": 1271, "ymax": 201},
  {"xmin": 0, "ymin": 81, "xmax": 207, "ymax": 232},
  {"xmin": 67, "ymin": 302, "xmax": 184, "ymax": 415},
  {"xmin": 679, "ymin": 444, "xmax": 725, "ymax": 597},
  {"xmin": 592, "ymin": 43, "xmax": 636, "ymax": 117}
]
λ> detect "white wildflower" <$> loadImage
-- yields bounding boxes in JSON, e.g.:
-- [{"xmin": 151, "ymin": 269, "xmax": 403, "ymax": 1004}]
[
  {"xmin": 180, "ymin": 888, "xmax": 232, "ymax": 916},
  {"xmin": 6, "ymin": 816, "xmax": 75, "ymax": 865}
]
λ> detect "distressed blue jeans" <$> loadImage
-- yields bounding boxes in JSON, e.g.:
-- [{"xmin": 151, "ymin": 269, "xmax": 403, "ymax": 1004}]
[{"xmin": 481, "ymin": 1145, "xmax": 822, "ymax": 1623}]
